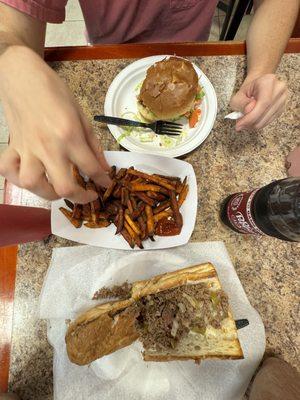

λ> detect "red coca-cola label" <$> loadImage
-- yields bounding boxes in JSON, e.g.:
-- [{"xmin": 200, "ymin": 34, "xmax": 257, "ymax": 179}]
[{"xmin": 226, "ymin": 189, "xmax": 265, "ymax": 235}]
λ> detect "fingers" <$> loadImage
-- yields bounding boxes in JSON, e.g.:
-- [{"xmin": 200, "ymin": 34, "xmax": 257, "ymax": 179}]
[
  {"xmin": 45, "ymin": 156, "xmax": 98, "ymax": 204},
  {"xmin": 78, "ymin": 108, "xmax": 111, "ymax": 172},
  {"xmin": 46, "ymin": 160, "xmax": 98, "ymax": 204},
  {"xmin": 236, "ymin": 88, "xmax": 274, "ymax": 131},
  {"xmin": 235, "ymin": 76, "xmax": 287, "ymax": 131},
  {"xmin": 73, "ymin": 109, "xmax": 111, "ymax": 188},
  {"xmin": 18, "ymin": 155, "xmax": 60, "ymax": 200},
  {"xmin": 67, "ymin": 137, "xmax": 111, "ymax": 188},
  {"xmin": 0, "ymin": 118, "xmax": 110, "ymax": 202},
  {"xmin": 253, "ymin": 96, "xmax": 286, "ymax": 130},
  {"xmin": 0, "ymin": 148, "xmax": 60, "ymax": 201},
  {"xmin": 88, "ymin": 133, "xmax": 111, "ymax": 173},
  {"xmin": 0, "ymin": 147, "xmax": 20, "ymax": 185},
  {"xmin": 286, "ymin": 146, "xmax": 300, "ymax": 177},
  {"xmin": 230, "ymin": 90, "xmax": 254, "ymax": 113},
  {"xmin": 244, "ymin": 99, "xmax": 256, "ymax": 114},
  {"xmin": 237, "ymin": 88, "xmax": 287, "ymax": 131},
  {"xmin": 3, "ymin": 149, "xmax": 99, "ymax": 203}
]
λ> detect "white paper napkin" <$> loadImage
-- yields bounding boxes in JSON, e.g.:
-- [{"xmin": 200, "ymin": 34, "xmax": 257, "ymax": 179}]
[{"xmin": 39, "ymin": 242, "xmax": 265, "ymax": 400}]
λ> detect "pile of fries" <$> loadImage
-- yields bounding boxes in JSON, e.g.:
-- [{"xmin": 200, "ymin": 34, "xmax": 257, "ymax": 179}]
[{"xmin": 59, "ymin": 166, "xmax": 189, "ymax": 249}]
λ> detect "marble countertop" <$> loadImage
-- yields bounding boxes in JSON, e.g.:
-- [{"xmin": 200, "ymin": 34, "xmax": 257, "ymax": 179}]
[{"xmin": 8, "ymin": 54, "xmax": 300, "ymax": 399}]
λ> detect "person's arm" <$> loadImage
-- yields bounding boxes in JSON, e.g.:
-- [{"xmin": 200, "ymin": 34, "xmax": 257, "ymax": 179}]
[
  {"xmin": 0, "ymin": 3, "xmax": 110, "ymax": 203},
  {"xmin": 0, "ymin": 3, "xmax": 46, "ymax": 55},
  {"xmin": 230, "ymin": 0, "xmax": 299, "ymax": 131}
]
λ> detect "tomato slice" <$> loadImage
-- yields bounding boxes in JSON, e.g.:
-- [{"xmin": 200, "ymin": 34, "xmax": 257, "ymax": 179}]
[{"xmin": 189, "ymin": 108, "xmax": 201, "ymax": 128}]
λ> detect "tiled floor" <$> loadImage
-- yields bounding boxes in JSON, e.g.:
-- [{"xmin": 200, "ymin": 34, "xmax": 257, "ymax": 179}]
[
  {"xmin": 0, "ymin": 0, "xmax": 252, "ymax": 203},
  {"xmin": 0, "ymin": 108, "xmax": 8, "ymax": 203},
  {"xmin": 45, "ymin": 0, "xmax": 86, "ymax": 47},
  {"xmin": 209, "ymin": 4, "xmax": 252, "ymax": 41}
]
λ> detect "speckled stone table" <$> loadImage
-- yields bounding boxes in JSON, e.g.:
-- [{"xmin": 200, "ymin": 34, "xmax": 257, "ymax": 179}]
[{"xmin": 8, "ymin": 54, "xmax": 300, "ymax": 400}]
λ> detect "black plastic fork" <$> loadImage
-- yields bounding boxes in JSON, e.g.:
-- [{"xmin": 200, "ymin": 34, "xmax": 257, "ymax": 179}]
[{"xmin": 94, "ymin": 115, "xmax": 182, "ymax": 136}]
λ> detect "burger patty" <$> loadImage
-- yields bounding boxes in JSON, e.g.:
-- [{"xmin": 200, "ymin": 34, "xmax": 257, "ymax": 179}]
[{"xmin": 136, "ymin": 283, "xmax": 229, "ymax": 351}]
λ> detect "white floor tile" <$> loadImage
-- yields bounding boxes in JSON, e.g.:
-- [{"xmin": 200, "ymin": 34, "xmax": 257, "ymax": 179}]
[
  {"xmin": 235, "ymin": 14, "xmax": 252, "ymax": 40},
  {"xmin": 208, "ymin": 16, "xmax": 220, "ymax": 41},
  {"xmin": 219, "ymin": 15, "xmax": 226, "ymax": 37},
  {"xmin": 46, "ymin": 20, "xmax": 87, "ymax": 47},
  {"xmin": 66, "ymin": 0, "xmax": 83, "ymax": 21},
  {"xmin": 0, "ymin": 144, "xmax": 7, "ymax": 190},
  {"xmin": 0, "ymin": 104, "xmax": 9, "ymax": 144},
  {"xmin": 218, "ymin": 13, "xmax": 252, "ymax": 41}
]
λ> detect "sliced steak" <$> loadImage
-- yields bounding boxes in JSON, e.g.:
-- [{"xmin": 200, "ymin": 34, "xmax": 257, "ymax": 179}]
[
  {"xmin": 93, "ymin": 281, "xmax": 229, "ymax": 352},
  {"xmin": 93, "ymin": 282, "xmax": 132, "ymax": 300},
  {"xmin": 136, "ymin": 283, "xmax": 229, "ymax": 351}
]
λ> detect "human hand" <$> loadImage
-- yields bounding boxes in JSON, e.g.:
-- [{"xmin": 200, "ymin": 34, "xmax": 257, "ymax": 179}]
[
  {"xmin": 286, "ymin": 146, "xmax": 300, "ymax": 177},
  {"xmin": 0, "ymin": 46, "xmax": 111, "ymax": 203},
  {"xmin": 230, "ymin": 73, "xmax": 288, "ymax": 132}
]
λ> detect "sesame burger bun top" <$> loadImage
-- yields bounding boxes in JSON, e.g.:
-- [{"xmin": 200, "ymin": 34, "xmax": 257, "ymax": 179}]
[{"xmin": 138, "ymin": 57, "xmax": 198, "ymax": 121}]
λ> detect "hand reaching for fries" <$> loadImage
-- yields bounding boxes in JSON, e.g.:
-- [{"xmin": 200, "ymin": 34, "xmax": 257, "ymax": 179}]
[
  {"xmin": 0, "ymin": 46, "xmax": 111, "ymax": 204},
  {"xmin": 59, "ymin": 166, "xmax": 189, "ymax": 248}
]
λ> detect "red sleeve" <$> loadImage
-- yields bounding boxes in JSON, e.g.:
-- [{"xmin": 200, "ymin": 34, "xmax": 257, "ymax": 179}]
[{"xmin": 0, "ymin": 0, "xmax": 67, "ymax": 23}]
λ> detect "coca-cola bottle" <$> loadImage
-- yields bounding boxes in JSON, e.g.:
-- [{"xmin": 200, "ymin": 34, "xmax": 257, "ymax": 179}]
[{"xmin": 220, "ymin": 178, "xmax": 300, "ymax": 242}]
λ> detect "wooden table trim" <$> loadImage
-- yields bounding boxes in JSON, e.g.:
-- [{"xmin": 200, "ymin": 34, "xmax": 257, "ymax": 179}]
[
  {"xmin": 0, "ymin": 246, "xmax": 18, "ymax": 393},
  {"xmin": 44, "ymin": 38, "xmax": 300, "ymax": 61}
]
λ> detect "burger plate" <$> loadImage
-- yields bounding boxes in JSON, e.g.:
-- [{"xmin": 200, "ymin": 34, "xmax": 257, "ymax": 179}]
[{"xmin": 104, "ymin": 55, "xmax": 217, "ymax": 158}]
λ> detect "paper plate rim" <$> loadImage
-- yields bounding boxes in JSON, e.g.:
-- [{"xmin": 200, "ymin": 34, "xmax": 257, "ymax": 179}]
[{"xmin": 104, "ymin": 55, "xmax": 218, "ymax": 158}]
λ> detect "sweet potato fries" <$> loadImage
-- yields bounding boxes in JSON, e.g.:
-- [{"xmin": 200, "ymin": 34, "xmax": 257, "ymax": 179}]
[{"xmin": 59, "ymin": 166, "xmax": 189, "ymax": 249}]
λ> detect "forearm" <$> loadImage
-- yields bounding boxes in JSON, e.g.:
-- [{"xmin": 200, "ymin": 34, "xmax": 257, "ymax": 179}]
[
  {"xmin": 0, "ymin": 3, "xmax": 46, "ymax": 60},
  {"xmin": 246, "ymin": 0, "xmax": 299, "ymax": 80},
  {"xmin": 0, "ymin": 3, "xmax": 46, "ymax": 99}
]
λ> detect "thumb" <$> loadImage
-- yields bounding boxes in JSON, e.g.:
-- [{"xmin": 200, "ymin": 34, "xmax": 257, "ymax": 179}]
[
  {"xmin": 230, "ymin": 89, "xmax": 255, "ymax": 113},
  {"xmin": 244, "ymin": 98, "xmax": 256, "ymax": 114}
]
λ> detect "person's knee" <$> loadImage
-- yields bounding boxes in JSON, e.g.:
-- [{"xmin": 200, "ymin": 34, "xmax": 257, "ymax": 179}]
[{"xmin": 250, "ymin": 357, "xmax": 300, "ymax": 400}]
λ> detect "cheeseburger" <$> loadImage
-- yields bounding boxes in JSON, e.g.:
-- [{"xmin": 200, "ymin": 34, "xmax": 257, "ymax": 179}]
[{"xmin": 138, "ymin": 57, "xmax": 202, "ymax": 126}]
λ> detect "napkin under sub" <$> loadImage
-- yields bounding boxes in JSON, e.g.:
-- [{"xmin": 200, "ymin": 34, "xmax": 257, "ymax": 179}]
[{"xmin": 39, "ymin": 242, "xmax": 265, "ymax": 400}]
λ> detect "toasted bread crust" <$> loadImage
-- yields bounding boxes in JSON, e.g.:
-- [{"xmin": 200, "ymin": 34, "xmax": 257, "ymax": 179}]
[
  {"xmin": 131, "ymin": 263, "xmax": 217, "ymax": 300},
  {"xmin": 66, "ymin": 300, "xmax": 138, "ymax": 365},
  {"xmin": 70, "ymin": 298, "xmax": 134, "ymax": 326},
  {"xmin": 143, "ymin": 348, "xmax": 244, "ymax": 362}
]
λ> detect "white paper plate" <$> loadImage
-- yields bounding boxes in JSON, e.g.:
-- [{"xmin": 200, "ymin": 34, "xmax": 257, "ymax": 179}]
[
  {"xmin": 51, "ymin": 151, "xmax": 197, "ymax": 250},
  {"xmin": 104, "ymin": 55, "xmax": 217, "ymax": 158}
]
